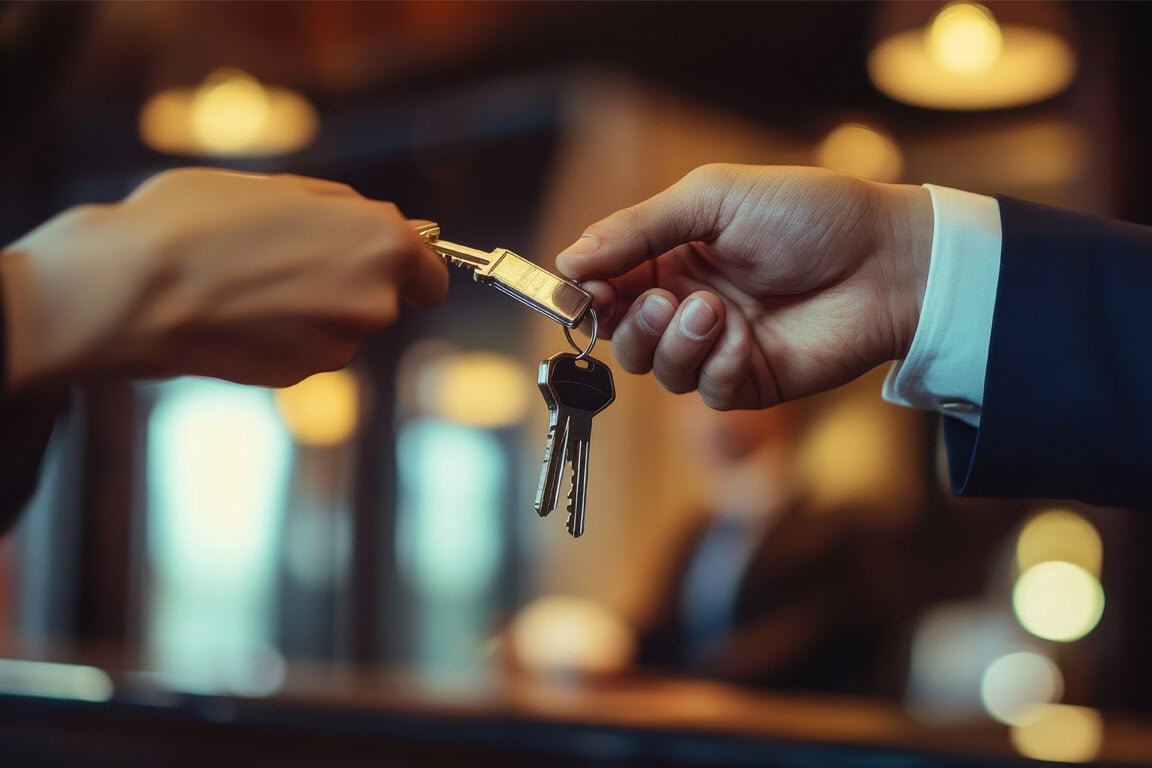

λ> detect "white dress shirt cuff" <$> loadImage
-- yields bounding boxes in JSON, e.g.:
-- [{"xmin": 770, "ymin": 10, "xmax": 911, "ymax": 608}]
[{"xmin": 882, "ymin": 184, "xmax": 1002, "ymax": 428}]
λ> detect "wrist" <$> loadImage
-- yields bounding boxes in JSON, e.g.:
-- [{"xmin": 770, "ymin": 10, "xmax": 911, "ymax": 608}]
[
  {"xmin": 1, "ymin": 204, "xmax": 124, "ymax": 393},
  {"xmin": 876, "ymin": 183, "xmax": 933, "ymax": 360}
]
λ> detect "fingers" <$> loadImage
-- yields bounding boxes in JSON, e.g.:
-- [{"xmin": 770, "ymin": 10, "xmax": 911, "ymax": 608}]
[
  {"xmin": 343, "ymin": 201, "xmax": 446, "ymax": 310},
  {"xmin": 613, "ymin": 289, "xmax": 725, "ymax": 394},
  {"xmin": 398, "ymin": 235, "xmax": 449, "ymax": 309},
  {"xmin": 402, "ymin": 218, "xmax": 449, "ymax": 307},
  {"xmin": 555, "ymin": 164, "xmax": 734, "ymax": 282},
  {"xmin": 611, "ymin": 289, "xmax": 678, "ymax": 372}
]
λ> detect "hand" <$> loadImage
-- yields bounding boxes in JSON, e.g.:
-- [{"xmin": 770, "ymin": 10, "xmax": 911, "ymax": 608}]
[
  {"xmin": 0, "ymin": 168, "xmax": 448, "ymax": 391},
  {"xmin": 555, "ymin": 164, "xmax": 933, "ymax": 409}
]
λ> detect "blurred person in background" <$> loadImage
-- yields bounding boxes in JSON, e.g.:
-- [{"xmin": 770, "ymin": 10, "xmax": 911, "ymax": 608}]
[{"xmin": 632, "ymin": 395, "xmax": 916, "ymax": 696}]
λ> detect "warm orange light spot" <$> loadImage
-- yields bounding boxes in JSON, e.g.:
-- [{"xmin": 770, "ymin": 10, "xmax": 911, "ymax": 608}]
[
  {"xmin": 926, "ymin": 3, "xmax": 1003, "ymax": 75},
  {"xmin": 507, "ymin": 596, "xmax": 635, "ymax": 675},
  {"xmin": 140, "ymin": 68, "xmax": 318, "ymax": 157},
  {"xmin": 417, "ymin": 352, "xmax": 532, "ymax": 428},
  {"xmin": 816, "ymin": 123, "xmax": 903, "ymax": 182},
  {"xmin": 1017, "ymin": 508, "xmax": 1102, "ymax": 577},
  {"xmin": 868, "ymin": 6, "xmax": 1075, "ymax": 110},
  {"xmin": 275, "ymin": 369, "xmax": 360, "ymax": 447},
  {"xmin": 1010, "ymin": 704, "xmax": 1103, "ymax": 763}
]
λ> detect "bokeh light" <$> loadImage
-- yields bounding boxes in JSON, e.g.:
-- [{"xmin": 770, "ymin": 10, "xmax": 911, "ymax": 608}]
[
  {"xmin": 1013, "ymin": 561, "xmax": 1104, "ymax": 642},
  {"xmin": 925, "ymin": 3, "xmax": 1003, "ymax": 74},
  {"xmin": 417, "ymin": 352, "xmax": 532, "ymax": 428},
  {"xmin": 1017, "ymin": 508, "xmax": 1102, "ymax": 577},
  {"xmin": 816, "ymin": 123, "xmax": 904, "ymax": 182},
  {"xmin": 868, "ymin": 4, "xmax": 1075, "ymax": 110},
  {"xmin": 0, "ymin": 659, "xmax": 113, "ymax": 702},
  {"xmin": 1010, "ymin": 704, "xmax": 1103, "ymax": 763},
  {"xmin": 140, "ymin": 68, "xmax": 318, "ymax": 157},
  {"xmin": 275, "ymin": 369, "xmax": 361, "ymax": 448},
  {"xmin": 190, "ymin": 69, "xmax": 273, "ymax": 153},
  {"xmin": 507, "ymin": 596, "xmax": 635, "ymax": 675},
  {"xmin": 980, "ymin": 651, "xmax": 1063, "ymax": 725}
]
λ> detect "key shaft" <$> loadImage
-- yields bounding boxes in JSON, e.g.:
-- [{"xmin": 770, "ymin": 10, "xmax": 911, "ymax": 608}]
[
  {"xmin": 563, "ymin": 414, "xmax": 594, "ymax": 537},
  {"xmin": 428, "ymin": 239, "xmax": 493, "ymax": 271},
  {"xmin": 534, "ymin": 358, "xmax": 569, "ymax": 517}
]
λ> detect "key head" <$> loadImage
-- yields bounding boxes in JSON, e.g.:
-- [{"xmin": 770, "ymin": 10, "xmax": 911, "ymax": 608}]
[
  {"xmin": 537, "ymin": 358, "xmax": 557, "ymax": 409},
  {"xmin": 544, "ymin": 353, "xmax": 615, "ymax": 415}
]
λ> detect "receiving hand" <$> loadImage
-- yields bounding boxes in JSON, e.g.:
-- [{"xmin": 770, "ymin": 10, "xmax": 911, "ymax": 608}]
[{"xmin": 0, "ymin": 168, "xmax": 448, "ymax": 391}]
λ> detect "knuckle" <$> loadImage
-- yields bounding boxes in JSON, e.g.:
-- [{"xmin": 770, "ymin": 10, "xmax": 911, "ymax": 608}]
[
  {"xmin": 654, "ymin": 365, "xmax": 697, "ymax": 395},
  {"xmin": 684, "ymin": 162, "xmax": 733, "ymax": 188},
  {"xmin": 612, "ymin": 346, "xmax": 651, "ymax": 376},
  {"xmin": 60, "ymin": 202, "xmax": 112, "ymax": 230}
]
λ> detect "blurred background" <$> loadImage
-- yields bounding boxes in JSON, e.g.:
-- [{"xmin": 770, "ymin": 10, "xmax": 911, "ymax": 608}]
[{"xmin": 2, "ymin": 1, "xmax": 1151, "ymax": 765}]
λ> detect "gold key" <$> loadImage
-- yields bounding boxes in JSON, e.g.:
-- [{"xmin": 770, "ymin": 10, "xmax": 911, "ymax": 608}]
[{"xmin": 417, "ymin": 223, "xmax": 592, "ymax": 329}]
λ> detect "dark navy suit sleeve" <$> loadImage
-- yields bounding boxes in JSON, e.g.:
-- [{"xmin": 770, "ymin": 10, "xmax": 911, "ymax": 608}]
[{"xmin": 944, "ymin": 197, "xmax": 1152, "ymax": 507}]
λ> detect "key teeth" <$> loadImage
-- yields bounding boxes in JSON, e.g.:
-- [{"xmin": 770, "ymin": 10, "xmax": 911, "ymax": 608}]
[{"xmin": 564, "ymin": 458, "xmax": 581, "ymax": 537}]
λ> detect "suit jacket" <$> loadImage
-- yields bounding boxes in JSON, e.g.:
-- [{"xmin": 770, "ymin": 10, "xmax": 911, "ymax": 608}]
[
  {"xmin": 945, "ymin": 197, "xmax": 1152, "ymax": 507},
  {"xmin": 634, "ymin": 501, "xmax": 912, "ymax": 696}
]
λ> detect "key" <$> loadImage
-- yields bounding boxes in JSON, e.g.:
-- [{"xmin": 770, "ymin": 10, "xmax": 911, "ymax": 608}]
[
  {"xmin": 535, "ymin": 352, "xmax": 615, "ymax": 538},
  {"xmin": 533, "ymin": 358, "xmax": 569, "ymax": 519},
  {"xmin": 417, "ymin": 224, "xmax": 592, "ymax": 328}
]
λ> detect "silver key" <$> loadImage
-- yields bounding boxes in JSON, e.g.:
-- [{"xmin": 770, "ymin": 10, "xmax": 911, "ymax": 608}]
[
  {"xmin": 533, "ymin": 359, "xmax": 569, "ymax": 518},
  {"xmin": 534, "ymin": 352, "xmax": 615, "ymax": 538},
  {"xmin": 417, "ymin": 223, "xmax": 592, "ymax": 328}
]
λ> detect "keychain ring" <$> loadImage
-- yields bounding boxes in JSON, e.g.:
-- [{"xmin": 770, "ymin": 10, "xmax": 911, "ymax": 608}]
[{"xmin": 564, "ymin": 308, "xmax": 599, "ymax": 361}]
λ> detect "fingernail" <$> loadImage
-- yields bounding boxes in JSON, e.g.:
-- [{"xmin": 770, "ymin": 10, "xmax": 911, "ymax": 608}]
[
  {"xmin": 560, "ymin": 234, "xmax": 600, "ymax": 256},
  {"xmin": 680, "ymin": 298, "xmax": 717, "ymax": 339},
  {"xmin": 637, "ymin": 294, "xmax": 674, "ymax": 334}
]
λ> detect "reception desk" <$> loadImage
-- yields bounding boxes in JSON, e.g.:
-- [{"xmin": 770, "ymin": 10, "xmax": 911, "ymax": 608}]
[{"xmin": 1, "ymin": 653, "xmax": 1150, "ymax": 767}]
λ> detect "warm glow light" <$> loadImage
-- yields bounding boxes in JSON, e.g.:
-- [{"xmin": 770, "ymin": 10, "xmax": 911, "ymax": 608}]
[
  {"xmin": 926, "ymin": 3, "xmax": 1003, "ymax": 74},
  {"xmin": 868, "ymin": 7, "xmax": 1075, "ymax": 110},
  {"xmin": 139, "ymin": 68, "xmax": 318, "ymax": 157},
  {"xmin": 816, "ymin": 123, "xmax": 903, "ymax": 182},
  {"xmin": 1013, "ymin": 561, "xmax": 1104, "ymax": 642},
  {"xmin": 275, "ymin": 369, "xmax": 360, "ymax": 447},
  {"xmin": 1010, "ymin": 704, "xmax": 1103, "ymax": 763},
  {"xmin": 191, "ymin": 69, "xmax": 273, "ymax": 153},
  {"xmin": 417, "ymin": 352, "xmax": 532, "ymax": 428},
  {"xmin": 507, "ymin": 596, "xmax": 635, "ymax": 675},
  {"xmin": 1017, "ymin": 509, "xmax": 1102, "ymax": 577},
  {"xmin": 980, "ymin": 651, "xmax": 1062, "ymax": 725},
  {"xmin": 906, "ymin": 118, "xmax": 1087, "ymax": 189}
]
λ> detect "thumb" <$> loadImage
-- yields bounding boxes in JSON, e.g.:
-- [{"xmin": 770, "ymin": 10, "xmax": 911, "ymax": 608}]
[{"xmin": 555, "ymin": 164, "xmax": 735, "ymax": 281}]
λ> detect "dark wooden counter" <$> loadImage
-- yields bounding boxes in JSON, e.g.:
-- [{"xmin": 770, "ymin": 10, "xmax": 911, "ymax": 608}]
[{"xmin": 0, "ymin": 656, "xmax": 1149, "ymax": 767}]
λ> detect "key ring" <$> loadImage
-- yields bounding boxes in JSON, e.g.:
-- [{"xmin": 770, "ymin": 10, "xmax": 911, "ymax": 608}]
[{"xmin": 564, "ymin": 307, "xmax": 598, "ymax": 361}]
